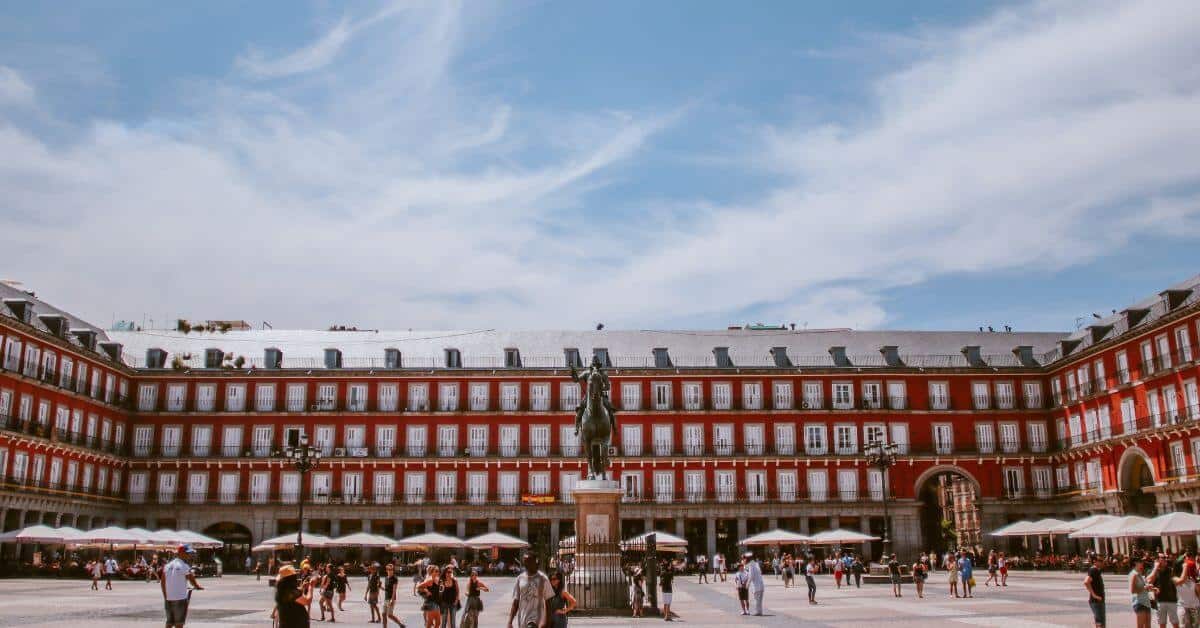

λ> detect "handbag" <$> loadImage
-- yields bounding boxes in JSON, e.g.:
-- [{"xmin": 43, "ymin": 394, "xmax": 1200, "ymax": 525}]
[{"xmin": 968, "ymin": 576, "xmax": 975, "ymax": 587}]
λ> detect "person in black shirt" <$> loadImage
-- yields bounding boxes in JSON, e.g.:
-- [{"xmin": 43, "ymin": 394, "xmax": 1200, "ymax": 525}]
[
  {"xmin": 660, "ymin": 562, "xmax": 676, "ymax": 622},
  {"xmin": 1085, "ymin": 555, "xmax": 1106, "ymax": 628},
  {"xmin": 382, "ymin": 562, "xmax": 406, "ymax": 628},
  {"xmin": 1149, "ymin": 553, "xmax": 1180, "ymax": 627},
  {"xmin": 365, "ymin": 563, "xmax": 382, "ymax": 623},
  {"xmin": 275, "ymin": 565, "xmax": 312, "ymax": 628},
  {"xmin": 335, "ymin": 565, "xmax": 351, "ymax": 611}
]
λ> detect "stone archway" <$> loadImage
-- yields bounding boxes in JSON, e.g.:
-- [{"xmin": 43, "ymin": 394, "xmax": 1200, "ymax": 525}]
[
  {"xmin": 914, "ymin": 465, "xmax": 982, "ymax": 554},
  {"xmin": 1117, "ymin": 447, "xmax": 1156, "ymax": 516},
  {"xmin": 204, "ymin": 522, "xmax": 254, "ymax": 572}
]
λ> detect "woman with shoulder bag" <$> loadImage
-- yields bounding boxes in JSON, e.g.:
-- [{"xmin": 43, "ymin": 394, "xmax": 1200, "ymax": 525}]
[
  {"xmin": 460, "ymin": 569, "xmax": 489, "ymax": 628},
  {"xmin": 416, "ymin": 564, "xmax": 443, "ymax": 628},
  {"xmin": 547, "ymin": 570, "xmax": 577, "ymax": 628},
  {"xmin": 439, "ymin": 565, "xmax": 460, "ymax": 628}
]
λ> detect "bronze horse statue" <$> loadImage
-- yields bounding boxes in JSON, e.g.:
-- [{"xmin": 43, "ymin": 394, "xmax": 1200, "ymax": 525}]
[{"xmin": 573, "ymin": 363, "xmax": 616, "ymax": 480}]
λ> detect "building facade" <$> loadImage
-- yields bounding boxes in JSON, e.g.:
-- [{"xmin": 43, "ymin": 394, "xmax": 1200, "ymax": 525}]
[{"xmin": 2, "ymin": 275, "xmax": 1200, "ymax": 562}]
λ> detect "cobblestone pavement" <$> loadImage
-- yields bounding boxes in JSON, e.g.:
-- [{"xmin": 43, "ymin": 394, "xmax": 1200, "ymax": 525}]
[{"xmin": 0, "ymin": 571, "xmax": 1132, "ymax": 627}]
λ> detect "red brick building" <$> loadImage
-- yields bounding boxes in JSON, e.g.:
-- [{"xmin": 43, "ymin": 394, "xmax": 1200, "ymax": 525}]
[{"xmin": 2, "ymin": 275, "xmax": 1199, "ymax": 561}]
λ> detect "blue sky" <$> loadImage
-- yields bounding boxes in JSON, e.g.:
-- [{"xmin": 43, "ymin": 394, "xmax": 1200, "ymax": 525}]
[{"xmin": 0, "ymin": 0, "xmax": 1197, "ymax": 332}]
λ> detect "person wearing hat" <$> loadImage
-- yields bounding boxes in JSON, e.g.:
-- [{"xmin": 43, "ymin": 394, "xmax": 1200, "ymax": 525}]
[
  {"xmin": 161, "ymin": 544, "xmax": 203, "ymax": 628},
  {"xmin": 744, "ymin": 552, "xmax": 765, "ymax": 616},
  {"xmin": 275, "ymin": 564, "xmax": 313, "ymax": 628}
]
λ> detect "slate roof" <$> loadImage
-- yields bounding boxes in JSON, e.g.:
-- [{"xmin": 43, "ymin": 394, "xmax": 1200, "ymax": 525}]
[{"xmin": 0, "ymin": 282, "xmax": 122, "ymax": 365}]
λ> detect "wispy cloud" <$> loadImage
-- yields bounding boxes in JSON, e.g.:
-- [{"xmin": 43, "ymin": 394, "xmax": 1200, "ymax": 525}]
[{"xmin": 0, "ymin": 66, "xmax": 33, "ymax": 106}]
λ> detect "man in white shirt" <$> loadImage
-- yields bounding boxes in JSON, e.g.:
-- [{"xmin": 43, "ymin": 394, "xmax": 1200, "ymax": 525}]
[
  {"xmin": 161, "ymin": 545, "xmax": 203, "ymax": 628},
  {"xmin": 104, "ymin": 555, "xmax": 119, "ymax": 590},
  {"xmin": 744, "ymin": 553, "xmax": 765, "ymax": 616},
  {"xmin": 508, "ymin": 552, "xmax": 553, "ymax": 628}
]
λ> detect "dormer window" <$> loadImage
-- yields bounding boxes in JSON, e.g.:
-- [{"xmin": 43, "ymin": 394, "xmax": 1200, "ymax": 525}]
[
  {"xmin": 564, "ymin": 348, "xmax": 582, "ymax": 368},
  {"xmin": 504, "ymin": 348, "xmax": 522, "ymax": 368},
  {"xmin": 445, "ymin": 348, "xmax": 462, "ymax": 368},
  {"xmin": 204, "ymin": 348, "xmax": 224, "ymax": 369},
  {"xmin": 384, "ymin": 348, "xmax": 402, "ymax": 369},
  {"xmin": 713, "ymin": 347, "xmax": 733, "ymax": 368},
  {"xmin": 593, "ymin": 348, "xmax": 611, "ymax": 368},
  {"xmin": 652, "ymin": 348, "xmax": 672, "ymax": 368}
]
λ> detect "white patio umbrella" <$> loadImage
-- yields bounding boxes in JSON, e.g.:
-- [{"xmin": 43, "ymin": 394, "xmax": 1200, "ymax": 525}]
[
  {"xmin": 808, "ymin": 529, "xmax": 880, "ymax": 545},
  {"xmin": 0, "ymin": 525, "xmax": 83, "ymax": 544},
  {"xmin": 622, "ymin": 531, "xmax": 689, "ymax": 552},
  {"xmin": 464, "ymin": 532, "xmax": 530, "ymax": 550},
  {"xmin": 988, "ymin": 521, "xmax": 1037, "ymax": 537},
  {"xmin": 327, "ymin": 532, "xmax": 397, "ymax": 548},
  {"xmin": 253, "ymin": 532, "xmax": 332, "ymax": 551},
  {"xmin": 73, "ymin": 526, "xmax": 145, "ymax": 545},
  {"xmin": 740, "ymin": 529, "xmax": 811, "ymax": 546},
  {"xmin": 388, "ymin": 532, "xmax": 465, "ymax": 552},
  {"xmin": 1129, "ymin": 512, "xmax": 1200, "ymax": 537},
  {"xmin": 172, "ymin": 529, "xmax": 225, "ymax": 549},
  {"xmin": 1049, "ymin": 514, "xmax": 1118, "ymax": 535},
  {"xmin": 1068, "ymin": 516, "xmax": 1152, "ymax": 539}
]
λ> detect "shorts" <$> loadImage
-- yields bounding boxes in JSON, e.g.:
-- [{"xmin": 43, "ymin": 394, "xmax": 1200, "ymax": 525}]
[
  {"xmin": 949, "ymin": 571, "xmax": 959, "ymax": 584},
  {"xmin": 1089, "ymin": 599, "xmax": 1106, "ymax": 626},
  {"xmin": 383, "ymin": 599, "xmax": 396, "ymax": 613},
  {"xmin": 421, "ymin": 599, "xmax": 439, "ymax": 612},
  {"xmin": 367, "ymin": 592, "xmax": 379, "ymax": 604},
  {"xmin": 890, "ymin": 574, "xmax": 901, "ymax": 585},
  {"xmin": 737, "ymin": 587, "xmax": 749, "ymax": 601},
  {"xmin": 662, "ymin": 592, "xmax": 673, "ymax": 606},
  {"xmin": 322, "ymin": 589, "xmax": 334, "ymax": 599},
  {"xmin": 1133, "ymin": 602, "xmax": 1152, "ymax": 614},
  {"xmin": 164, "ymin": 598, "xmax": 189, "ymax": 624},
  {"xmin": 1157, "ymin": 602, "xmax": 1179, "ymax": 624}
]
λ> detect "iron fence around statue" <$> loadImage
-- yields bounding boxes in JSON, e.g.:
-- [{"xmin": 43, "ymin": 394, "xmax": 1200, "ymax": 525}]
[{"xmin": 562, "ymin": 536, "xmax": 660, "ymax": 614}]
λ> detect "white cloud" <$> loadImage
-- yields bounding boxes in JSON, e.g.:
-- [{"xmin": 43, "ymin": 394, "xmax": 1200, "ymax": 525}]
[{"xmin": 0, "ymin": 66, "xmax": 33, "ymax": 106}]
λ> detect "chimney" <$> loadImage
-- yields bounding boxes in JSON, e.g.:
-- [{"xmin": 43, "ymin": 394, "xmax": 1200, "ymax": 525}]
[
  {"xmin": 879, "ymin": 345, "xmax": 902, "ymax": 367},
  {"xmin": 3, "ymin": 299, "xmax": 33, "ymax": 324},
  {"xmin": 828, "ymin": 346, "xmax": 850, "ymax": 367},
  {"xmin": 713, "ymin": 347, "xmax": 734, "ymax": 368},
  {"xmin": 652, "ymin": 348, "xmax": 672, "ymax": 368},
  {"xmin": 961, "ymin": 345, "xmax": 985, "ymax": 367},
  {"xmin": 98, "ymin": 341, "xmax": 122, "ymax": 363},
  {"xmin": 264, "ymin": 347, "xmax": 283, "ymax": 369},
  {"xmin": 1012, "ymin": 345, "xmax": 1038, "ymax": 368},
  {"xmin": 37, "ymin": 314, "xmax": 67, "ymax": 338},
  {"xmin": 70, "ymin": 329, "xmax": 98, "ymax": 351},
  {"xmin": 324, "ymin": 348, "xmax": 343, "ymax": 369},
  {"xmin": 146, "ymin": 348, "xmax": 168, "ymax": 369},
  {"xmin": 384, "ymin": 348, "xmax": 402, "ymax": 369},
  {"xmin": 770, "ymin": 346, "xmax": 792, "ymax": 368},
  {"xmin": 204, "ymin": 348, "xmax": 224, "ymax": 368}
]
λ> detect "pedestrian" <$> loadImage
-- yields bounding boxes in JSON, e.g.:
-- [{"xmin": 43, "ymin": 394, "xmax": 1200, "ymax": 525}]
[
  {"xmin": 745, "ymin": 552, "xmax": 765, "ymax": 616},
  {"xmin": 834, "ymin": 554, "xmax": 844, "ymax": 588},
  {"xmin": 161, "ymin": 544, "xmax": 203, "ymax": 628},
  {"xmin": 507, "ymin": 551, "xmax": 553, "ymax": 628},
  {"xmin": 381, "ymin": 562, "xmax": 406, "ymax": 628},
  {"xmin": 255, "ymin": 559, "xmax": 263, "ymax": 582},
  {"xmin": 416, "ymin": 564, "xmax": 442, "ymax": 628},
  {"xmin": 245, "ymin": 555, "xmax": 252, "ymax": 575},
  {"xmin": 985, "ymin": 550, "xmax": 999, "ymax": 586},
  {"xmin": 439, "ymin": 564, "xmax": 460, "ymax": 628},
  {"xmin": 912, "ymin": 555, "xmax": 927, "ymax": 598},
  {"xmin": 1176, "ymin": 551, "xmax": 1200, "ymax": 628},
  {"xmin": 1150, "ymin": 553, "xmax": 1181, "ymax": 628},
  {"xmin": 1132, "ymin": 557, "xmax": 1156, "ymax": 628},
  {"xmin": 946, "ymin": 552, "xmax": 960, "ymax": 598},
  {"xmin": 888, "ymin": 553, "xmax": 902, "ymax": 598},
  {"xmin": 781, "ymin": 555, "xmax": 794, "ymax": 588},
  {"xmin": 851, "ymin": 555, "xmax": 865, "ymax": 588},
  {"xmin": 104, "ymin": 554, "xmax": 118, "ymax": 590},
  {"xmin": 365, "ymin": 563, "xmax": 382, "ymax": 624},
  {"xmin": 697, "ymin": 554, "xmax": 708, "ymax": 584},
  {"xmin": 631, "ymin": 571, "xmax": 645, "ymax": 617},
  {"xmin": 318, "ymin": 563, "xmax": 337, "ymax": 622},
  {"xmin": 275, "ymin": 564, "xmax": 312, "ymax": 628},
  {"xmin": 733, "ymin": 561, "xmax": 750, "ymax": 615},
  {"xmin": 717, "ymin": 553, "xmax": 727, "ymax": 582},
  {"xmin": 460, "ymin": 569, "xmax": 489, "ymax": 628},
  {"xmin": 547, "ymin": 570, "xmax": 577, "ymax": 627},
  {"xmin": 958, "ymin": 552, "xmax": 975, "ymax": 598},
  {"xmin": 659, "ymin": 562, "xmax": 675, "ymax": 622},
  {"xmin": 335, "ymin": 564, "xmax": 351, "ymax": 612},
  {"xmin": 805, "ymin": 557, "xmax": 818, "ymax": 605},
  {"xmin": 89, "ymin": 559, "xmax": 102, "ymax": 590}
]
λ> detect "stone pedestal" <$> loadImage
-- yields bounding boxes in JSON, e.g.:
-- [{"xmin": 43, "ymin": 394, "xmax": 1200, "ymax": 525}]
[
  {"xmin": 569, "ymin": 480, "xmax": 626, "ymax": 611},
  {"xmin": 573, "ymin": 480, "xmax": 622, "ymax": 543}
]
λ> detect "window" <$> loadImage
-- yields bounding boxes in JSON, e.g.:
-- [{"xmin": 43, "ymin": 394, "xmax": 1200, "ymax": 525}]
[
  {"xmin": 683, "ymin": 383, "xmax": 703, "ymax": 410},
  {"xmin": 376, "ymin": 425, "xmax": 396, "ymax": 456},
  {"xmin": 1066, "ymin": 372, "xmax": 1077, "ymax": 402},
  {"xmin": 1068, "ymin": 414, "xmax": 1082, "ymax": 446},
  {"xmin": 972, "ymin": 382, "xmax": 990, "ymax": 409},
  {"xmin": 378, "ymin": 383, "xmax": 398, "ymax": 412},
  {"xmin": 621, "ymin": 382, "xmax": 641, "ymax": 410},
  {"xmin": 345, "ymin": 425, "xmax": 366, "ymax": 451},
  {"xmin": 837, "ymin": 469, "xmax": 858, "ymax": 501},
  {"xmin": 129, "ymin": 471, "xmax": 148, "ymax": 504},
  {"xmin": 133, "ymin": 425, "xmax": 153, "ymax": 456},
  {"xmin": 467, "ymin": 425, "xmax": 488, "ymax": 456},
  {"xmin": 715, "ymin": 470, "xmax": 735, "ymax": 502},
  {"xmin": 654, "ymin": 471, "xmax": 674, "ymax": 503},
  {"xmin": 530, "ymin": 425, "xmax": 550, "ymax": 457},
  {"xmin": 1164, "ymin": 384, "xmax": 1181, "ymax": 424},
  {"xmin": 802, "ymin": 381, "xmax": 823, "ymax": 409},
  {"xmin": 744, "ymin": 424, "xmax": 764, "ymax": 455},
  {"xmin": 560, "ymin": 472, "xmax": 579, "ymax": 503},
  {"xmin": 1027, "ymin": 422, "xmax": 1047, "ymax": 453},
  {"xmin": 890, "ymin": 423, "xmax": 909, "ymax": 454},
  {"xmin": 975, "ymin": 423, "xmax": 995, "ymax": 454},
  {"xmin": 437, "ymin": 425, "xmax": 458, "ymax": 456},
  {"xmin": 252, "ymin": 425, "xmax": 273, "ymax": 457},
  {"xmin": 500, "ymin": 383, "xmax": 520, "ymax": 411},
  {"xmin": 1157, "ymin": 334, "xmax": 1173, "ymax": 370},
  {"xmin": 929, "ymin": 382, "xmax": 949, "ymax": 410},
  {"xmin": 711, "ymin": 382, "xmax": 731, "ymax": 410},
  {"xmin": 313, "ymin": 425, "xmax": 334, "ymax": 455},
  {"xmin": 407, "ymin": 384, "xmax": 429, "ymax": 411},
  {"xmin": 373, "ymin": 472, "xmax": 393, "ymax": 504},
  {"xmin": 438, "ymin": 383, "xmax": 459, "ymax": 412},
  {"xmin": 866, "ymin": 469, "xmax": 884, "ymax": 501},
  {"xmin": 281, "ymin": 473, "xmax": 300, "ymax": 503},
  {"xmin": 886, "ymin": 381, "xmax": 906, "ymax": 409},
  {"xmin": 773, "ymin": 381, "xmax": 793, "ymax": 409},
  {"xmin": 684, "ymin": 471, "xmax": 705, "ymax": 502},
  {"xmin": 499, "ymin": 425, "xmax": 519, "ymax": 456},
  {"xmin": 1116, "ymin": 351, "xmax": 1130, "ymax": 384},
  {"xmin": 863, "ymin": 423, "xmax": 886, "ymax": 448},
  {"xmin": 560, "ymin": 425, "xmax": 579, "ymax": 456},
  {"xmin": 255, "ymin": 384, "xmax": 276, "ymax": 412},
  {"xmin": 1051, "ymin": 378, "xmax": 1063, "ymax": 405},
  {"xmin": 469, "ymin": 383, "xmax": 489, "ymax": 411},
  {"xmin": 347, "ymin": 384, "xmax": 367, "ymax": 411},
  {"xmin": 683, "ymin": 424, "xmax": 703, "ymax": 456},
  {"xmin": 405, "ymin": 472, "xmax": 426, "ymax": 504},
  {"xmin": 713, "ymin": 424, "xmax": 733, "ymax": 455},
  {"xmin": 861, "ymin": 382, "xmax": 881, "ymax": 409},
  {"xmin": 1003, "ymin": 468, "xmax": 1024, "ymax": 497},
  {"xmin": 746, "ymin": 470, "xmax": 767, "ymax": 503},
  {"xmin": 158, "ymin": 471, "xmax": 178, "ymax": 504},
  {"xmin": 59, "ymin": 358, "xmax": 72, "ymax": 388},
  {"xmin": 999, "ymin": 423, "xmax": 1019, "ymax": 453},
  {"xmin": 778, "ymin": 470, "xmax": 798, "ymax": 502},
  {"xmin": 1186, "ymin": 380, "xmax": 1200, "ymax": 420},
  {"xmin": 933, "ymin": 424, "xmax": 953, "ymax": 454},
  {"xmin": 285, "ymin": 384, "xmax": 306, "ymax": 412},
  {"xmin": 1172, "ymin": 441, "xmax": 1188, "ymax": 474},
  {"xmin": 166, "ymin": 384, "xmax": 187, "ymax": 412},
  {"xmin": 742, "ymin": 382, "xmax": 762, "ymax": 410},
  {"xmin": 191, "ymin": 425, "xmax": 212, "ymax": 456},
  {"xmin": 995, "ymin": 382, "xmax": 1015, "ymax": 409},
  {"xmin": 653, "ymin": 424, "xmax": 673, "ymax": 456},
  {"xmin": 222, "ymin": 426, "xmax": 243, "ymax": 456},
  {"xmin": 652, "ymin": 382, "xmax": 672, "ymax": 410},
  {"xmin": 1121, "ymin": 397, "xmax": 1137, "ymax": 434},
  {"xmin": 499, "ymin": 472, "xmax": 518, "ymax": 504},
  {"xmin": 805, "ymin": 424, "xmax": 827, "ymax": 455},
  {"xmin": 775, "ymin": 423, "xmax": 796, "ymax": 455},
  {"xmin": 530, "ymin": 383, "xmax": 550, "ymax": 412},
  {"xmin": 1141, "ymin": 340, "xmax": 1155, "ymax": 376},
  {"xmin": 834, "ymin": 424, "xmax": 857, "ymax": 455},
  {"xmin": 225, "ymin": 383, "xmax": 246, "ymax": 412},
  {"xmin": 1176, "ymin": 326, "xmax": 1193, "ymax": 363},
  {"xmin": 1023, "ymin": 381, "xmax": 1042, "ymax": 408},
  {"xmin": 467, "ymin": 472, "xmax": 487, "ymax": 504},
  {"xmin": 1148, "ymin": 389, "xmax": 1163, "ymax": 427},
  {"xmin": 137, "ymin": 384, "xmax": 158, "ymax": 411},
  {"xmin": 559, "ymin": 383, "xmax": 580, "ymax": 412},
  {"xmin": 807, "ymin": 470, "xmax": 828, "ymax": 502},
  {"xmin": 1032, "ymin": 468, "xmax": 1052, "ymax": 497},
  {"xmin": 832, "ymin": 382, "xmax": 853, "ymax": 409},
  {"xmin": 1093, "ymin": 359, "xmax": 1107, "ymax": 391},
  {"xmin": 621, "ymin": 424, "xmax": 643, "ymax": 456},
  {"xmin": 622, "ymin": 471, "xmax": 643, "ymax": 502},
  {"xmin": 436, "ymin": 471, "xmax": 456, "ymax": 504}
]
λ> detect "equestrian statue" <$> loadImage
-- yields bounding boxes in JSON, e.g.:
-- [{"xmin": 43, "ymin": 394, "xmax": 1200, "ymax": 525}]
[{"xmin": 570, "ymin": 356, "xmax": 618, "ymax": 480}]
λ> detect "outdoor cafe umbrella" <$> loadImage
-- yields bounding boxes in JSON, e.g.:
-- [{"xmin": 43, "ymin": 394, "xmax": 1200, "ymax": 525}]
[
  {"xmin": 252, "ymin": 532, "xmax": 332, "ymax": 552},
  {"xmin": 807, "ymin": 529, "xmax": 880, "ymax": 545},
  {"xmin": 1129, "ymin": 512, "xmax": 1200, "ymax": 537},
  {"xmin": 1068, "ymin": 516, "xmax": 1152, "ymax": 539},
  {"xmin": 464, "ymin": 532, "xmax": 530, "ymax": 550},
  {"xmin": 388, "ymin": 532, "xmax": 465, "ymax": 552},
  {"xmin": 1049, "ymin": 514, "xmax": 1118, "ymax": 535},
  {"xmin": 0, "ymin": 524, "xmax": 83, "ymax": 544},
  {"xmin": 622, "ymin": 530, "xmax": 689, "ymax": 553},
  {"xmin": 72, "ymin": 526, "xmax": 146, "ymax": 546},
  {"xmin": 988, "ymin": 520, "xmax": 1034, "ymax": 537},
  {"xmin": 327, "ymin": 532, "xmax": 397, "ymax": 548},
  {"xmin": 739, "ymin": 529, "xmax": 811, "ymax": 546}
]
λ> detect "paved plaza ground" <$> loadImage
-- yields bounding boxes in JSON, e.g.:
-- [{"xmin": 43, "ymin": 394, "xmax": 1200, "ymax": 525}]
[{"xmin": 0, "ymin": 571, "xmax": 1135, "ymax": 627}]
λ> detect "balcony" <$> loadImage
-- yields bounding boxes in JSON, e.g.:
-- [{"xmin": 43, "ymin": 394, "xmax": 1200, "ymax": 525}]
[
  {"xmin": 437, "ymin": 444, "xmax": 458, "ymax": 458},
  {"xmin": 561, "ymin": 444, "xmax": 580, "ymax": 457},
  {"xmin": 407, "ymin": 445, "xmax": 428, "ymax": 457},
  {"xmin": 652, "ymin": 440, "xmax": 673, "ymax": 457},
  {"xmin": 498, "ymin": 443, "xmax": 519, "ymax": 457},
  {"xmin": 887, "ymin": 396, "xmax": 907, "ymax": 410}
]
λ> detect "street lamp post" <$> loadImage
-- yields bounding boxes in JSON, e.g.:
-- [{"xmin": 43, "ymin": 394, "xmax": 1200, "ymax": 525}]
[
  {"xmin": 864, "ymin": 441, "xmax": 899, "ymax": 559},
  {"xmin": 278, "ymin": 434, "xmax": 322, "ymax": 557}
]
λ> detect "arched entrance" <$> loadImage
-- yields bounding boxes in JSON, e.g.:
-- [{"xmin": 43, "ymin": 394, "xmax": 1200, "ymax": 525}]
[
  {"xmin": 915, "ymin": 466, "xmax": 981, "ymax": 555},
  {"xmin": 1118, "ymin": 448, "xmax": 1156, "ymax": 516},
  {"xmin": 204, "ymin": 522, "xmax": 253, "ymax": 572}
]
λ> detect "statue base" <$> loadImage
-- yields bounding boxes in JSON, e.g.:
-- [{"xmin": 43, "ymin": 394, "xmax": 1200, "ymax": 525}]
[{"xmin": 568, "ymin": 480, "xmax": 626, "ymax": 611}]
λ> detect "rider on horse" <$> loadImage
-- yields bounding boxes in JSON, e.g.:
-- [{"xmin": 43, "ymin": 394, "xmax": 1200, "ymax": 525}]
[{"xmin": 570, "ymin": 355, "xmax": 617, "ymax": 435}]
